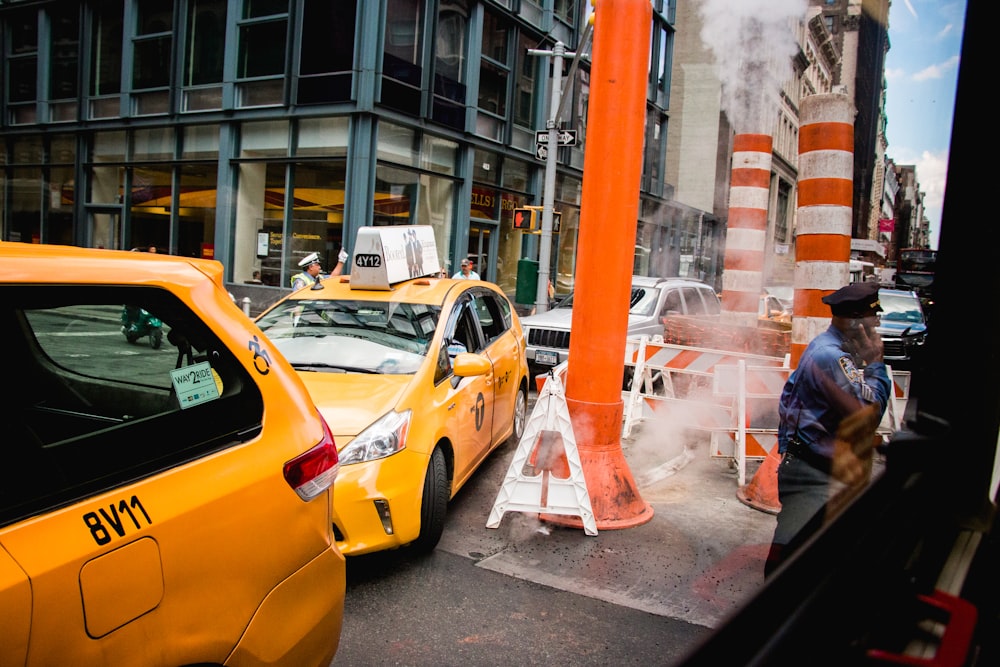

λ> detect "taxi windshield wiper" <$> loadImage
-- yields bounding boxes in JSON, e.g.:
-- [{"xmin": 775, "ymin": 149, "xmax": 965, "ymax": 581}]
[{"xmin": 289, "ymin": 362, "xmax": 378, "ymax": 374}]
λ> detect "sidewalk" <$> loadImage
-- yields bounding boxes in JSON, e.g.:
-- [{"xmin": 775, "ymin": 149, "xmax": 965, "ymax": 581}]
[{"xmin": 437, "ymin": 389, "xmax": 777, "ymax": 629}]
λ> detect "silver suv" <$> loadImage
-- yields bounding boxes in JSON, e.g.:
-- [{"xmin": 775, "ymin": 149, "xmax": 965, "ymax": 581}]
[{"xmin": 520, "ymin": 275, "xmax": 721, "ymax": 377}]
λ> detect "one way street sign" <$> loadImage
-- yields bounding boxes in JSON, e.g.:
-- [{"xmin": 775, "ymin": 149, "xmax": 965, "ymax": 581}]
[{"xmin": 535, "ymin": 130, "xmax": 577, "ymax": 146}]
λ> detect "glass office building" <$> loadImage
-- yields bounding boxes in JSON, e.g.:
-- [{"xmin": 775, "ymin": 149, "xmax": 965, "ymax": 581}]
[{"xmin": 0, "ymin": 0, "xmax": 720, "ymax": 301}]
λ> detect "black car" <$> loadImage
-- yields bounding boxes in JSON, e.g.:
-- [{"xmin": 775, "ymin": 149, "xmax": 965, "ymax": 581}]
[{"xmin": 875, "ymin": 288, "xmax": 928, "ymax": 371}]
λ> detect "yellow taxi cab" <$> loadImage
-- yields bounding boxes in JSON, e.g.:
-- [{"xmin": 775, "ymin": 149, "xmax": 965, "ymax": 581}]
[
  {"xmin": 255, "ymin": 225, "xmax": 530, "ymax": 556},
  {"xmin": 0, "ymin": 242, "xmax": 345, "ymax": 666}
]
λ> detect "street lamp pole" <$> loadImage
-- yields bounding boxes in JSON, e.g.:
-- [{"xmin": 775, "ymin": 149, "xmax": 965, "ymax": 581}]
[
  {"xmin": 538, "ymin": 41, "xmax": 564, "ymax": 314},
  {"xmin": 526, "ymin": 41, "xmax": 565, "ymax": 314},
  {"xmin": 526, "ymin": 23, "xmax": 592, "ymax": 313}
]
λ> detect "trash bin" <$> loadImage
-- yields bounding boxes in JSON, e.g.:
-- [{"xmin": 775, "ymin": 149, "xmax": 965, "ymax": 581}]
[{"xmin": 515, "ymin": 258, "xmax": 539, "ymax": 304}]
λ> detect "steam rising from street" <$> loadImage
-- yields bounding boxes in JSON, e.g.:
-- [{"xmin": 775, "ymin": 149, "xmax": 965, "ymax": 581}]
[{"xmin": 698, "ymin": 0, "xmax": 806, "ymax": 134}]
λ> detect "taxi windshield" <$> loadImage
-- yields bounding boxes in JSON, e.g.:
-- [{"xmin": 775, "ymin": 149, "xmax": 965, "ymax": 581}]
[{"xmin": 257, "ymin": 299, "xmax": 442, "ymax": 374}]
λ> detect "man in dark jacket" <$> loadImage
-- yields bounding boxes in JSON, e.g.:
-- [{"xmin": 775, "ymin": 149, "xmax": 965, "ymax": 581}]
[{"xmin": 765, "ymin": 281, "xmax": 892, "ymax": 576}]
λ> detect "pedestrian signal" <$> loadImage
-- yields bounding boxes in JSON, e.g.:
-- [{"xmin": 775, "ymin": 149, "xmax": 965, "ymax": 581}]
[{"xmin": 513, "ymin": 207, "xmax": 538, "ymax": 231}]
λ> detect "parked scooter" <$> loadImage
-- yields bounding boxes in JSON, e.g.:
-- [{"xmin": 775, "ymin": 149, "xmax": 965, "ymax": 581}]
[{"xmin": 121, "ymin": 305, "xmax": 163, "ymax": 349}]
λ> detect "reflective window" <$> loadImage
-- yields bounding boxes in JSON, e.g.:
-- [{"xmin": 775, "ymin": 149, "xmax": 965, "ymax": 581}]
[
  {"xmin": 374, "ymin": 164, "xmax": 455, "ymax": 259},
  {"xmin": 382, "ymin": 0, "xmax": 425, "ymax": 115},
  {"xmin": 7, "ymin": 8, "xmax": 38, "ymax": 124},
  {"xmin": 10, "ymin": 167, "xmax": 42, "ymax": 244},
  {"xmin": 133, "ymin": 128, "xmax": 175, "ymax": 160},
  {"xmin": 132, "ymin": 0, "xmax": 174, "ymax": 115},
  {"xmin": 49, "ymin": 5, "xmax": 80, "ymax": 122},
  {"xmin": 130, "ymin": 165, "xmax": 172, "ymax": 250},
  {"xmin": 477, "ymin": 12, "xmax": 510, "ymax": 142},
  {"xmin": 178, "ymin": 163, "xmax": 218, "ymax": 260},
  {"xmin": 236, "ymin": 0, "xmax": 289, "ymax": 107},
  {"xmin": 432, "ymin": 0, "xmax": 468, "ymax": 129},
  {"xmin": 296, "ymin": 118, "xmax": 350, "ymax": 157},
  {"xmin": 181, "ymin": 125, "xmax": 221, "ymax": 159},
  {"xmin": 297, "ymin": 0, "xmax": 356, "ymax": 104},
  {"xmin": 513, "ymin": 32, "xmax": 536, "ymax": 130},
  {"xmin": 554, "ymin": 0, "xmax": 575, "ymax": 24},
  {"xmin": 286, "ymin": 161, "xmax": 349, "ymax": 281},
  {"xmin": 183, "ymin": 0, "xmax": 227, "ymax": 111},
  {"xmin": 89, "ymin": 1, "xmax": 123, "ymax": 118}
]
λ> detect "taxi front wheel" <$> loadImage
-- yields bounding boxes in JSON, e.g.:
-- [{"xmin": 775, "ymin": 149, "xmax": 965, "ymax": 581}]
[
  {"xmin": 510, "ymin": 386, "xmax": 527, "ymax": 445},
  {"xmin": 412, "ymin": 447, "xmax": 448, "ymax": 553}
]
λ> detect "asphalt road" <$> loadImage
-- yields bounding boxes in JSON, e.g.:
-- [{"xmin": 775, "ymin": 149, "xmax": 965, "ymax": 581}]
[
  {"xmin": 331, "ymin": 386, "xmax": 777, "ymax": 666},
  {"xmin": 332, "ymin": 548, "xmax": 708, "ymax": 666}
]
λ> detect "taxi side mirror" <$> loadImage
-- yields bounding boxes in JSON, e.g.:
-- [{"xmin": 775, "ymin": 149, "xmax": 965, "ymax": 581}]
[{"xmin": 452, "ymin": 352, "xmax": 491, "ymax": 381}]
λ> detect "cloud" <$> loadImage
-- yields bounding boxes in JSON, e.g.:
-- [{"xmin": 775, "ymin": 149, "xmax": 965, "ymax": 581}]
[
  {"xmin": 912, "ymin": 55, "xmax": 960, "ymax": 81},
  {"xmin": 884, "ymin": 67, "xmax": 905, "ymax": 80},
  {"xmin": 892, "ymin": 149, "xmax": 948, "ymax": 248},
  {"xmin": 935, "ymin": 23, "xmax": 953, "ymax": 40},
  {"xmin": 903, "ymin": 0, "xmax": 918, "ymax": 19},
  {"xmin": 915, "ymin": 149, "xmax": 949, "ymax": 225}
]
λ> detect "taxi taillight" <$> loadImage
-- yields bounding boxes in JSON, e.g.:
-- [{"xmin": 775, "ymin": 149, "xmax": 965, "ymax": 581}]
[{"xmin": 283, "ymin": 413, "xmax": 339, "ymax": 501}]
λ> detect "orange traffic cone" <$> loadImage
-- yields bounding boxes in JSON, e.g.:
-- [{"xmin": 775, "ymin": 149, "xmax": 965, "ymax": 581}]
[{"xmin": 737, "ymin": 445, "xmax": 782, "ymax": 514}]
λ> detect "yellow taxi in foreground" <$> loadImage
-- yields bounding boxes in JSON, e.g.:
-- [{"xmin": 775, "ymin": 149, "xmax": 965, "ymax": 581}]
[
  {"xmin": 256, "ymin": 226, "xmax": 529, "ymax": 556},
  {"xmin": 0, "ymin": 242, "xmax": 344, "ymax": 666}
]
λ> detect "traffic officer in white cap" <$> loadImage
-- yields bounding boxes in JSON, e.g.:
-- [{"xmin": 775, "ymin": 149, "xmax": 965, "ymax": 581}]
[{"xmin": 290, "ymin": 252, "xmax": 323, "ymax": 290}]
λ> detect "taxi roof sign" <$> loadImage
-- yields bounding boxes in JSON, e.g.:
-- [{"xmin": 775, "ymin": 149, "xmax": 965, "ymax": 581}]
[{"xmin": 350, "ymin": 225, "xmax": 441, "ymax": 290}]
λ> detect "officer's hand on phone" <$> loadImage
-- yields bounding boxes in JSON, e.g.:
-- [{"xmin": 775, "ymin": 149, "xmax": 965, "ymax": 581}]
[{"xmin": 852, "ymin": 316, "xmax": 883, "ymax": 365}]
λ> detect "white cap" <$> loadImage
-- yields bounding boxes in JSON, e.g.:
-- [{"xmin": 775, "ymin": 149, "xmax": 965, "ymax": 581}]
[{"xmin": 297, "ymin": 252, "xmax": 321, "ymax": 268}]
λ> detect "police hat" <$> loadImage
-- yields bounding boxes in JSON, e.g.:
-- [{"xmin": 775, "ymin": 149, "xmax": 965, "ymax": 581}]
[
  {"xmin": 821, "ymin": 281, "xmax": 883, "ymax": 317},
  {"xmin": 297, "ymin": 252, "xmax": 321, "ymax": 268}
]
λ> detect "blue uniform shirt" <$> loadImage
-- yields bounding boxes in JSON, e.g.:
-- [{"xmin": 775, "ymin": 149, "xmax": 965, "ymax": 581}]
[{"xmin": 777, "ymin": 325, "xmax": 891, "ymax": 459}]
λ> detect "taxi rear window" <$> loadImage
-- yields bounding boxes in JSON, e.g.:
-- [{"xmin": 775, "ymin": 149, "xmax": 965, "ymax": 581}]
[{"xmin": 0, "ymin": 285, "xmax": 263, "ymax": 527}]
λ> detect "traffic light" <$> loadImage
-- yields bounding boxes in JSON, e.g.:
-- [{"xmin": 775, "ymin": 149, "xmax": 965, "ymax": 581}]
[{"xmin": 512, "ymin": 207, "xmax": 538, "ymax": 231}]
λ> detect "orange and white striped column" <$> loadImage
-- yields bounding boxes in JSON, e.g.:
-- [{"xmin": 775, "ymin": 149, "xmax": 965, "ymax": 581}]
[
  {"xmin": 792, "ymin": 93, "xmax": 854, "ymax": 366},
  {"xmin": 721, "ymin": 134, "xmax": 772, "ymax": 328}
]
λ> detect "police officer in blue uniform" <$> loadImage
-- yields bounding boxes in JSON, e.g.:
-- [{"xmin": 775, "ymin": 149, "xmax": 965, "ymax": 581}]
[{"xmin": 765, "ymin": 281, "xmax": 892, "ymax": 576}]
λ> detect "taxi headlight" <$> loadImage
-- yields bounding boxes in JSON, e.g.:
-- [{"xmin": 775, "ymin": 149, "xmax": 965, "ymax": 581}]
[{"xmin": 339, "ymin": 409, "xmax": 411, "ymax": 465}]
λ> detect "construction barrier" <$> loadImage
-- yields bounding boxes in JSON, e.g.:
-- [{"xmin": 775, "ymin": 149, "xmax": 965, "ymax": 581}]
[
  {"xmin": 711, "ymin": 361, "xmax": 792, "ymax": 486},
  {"xmin": 881, "ymin": 366, "xmax": 910, "ymax": 433},
  {"xmin": 621, "ymin": 336, "xmax": 788, "ymax": 439},
  {"xmin": 711, "ymin": 363, "xmax": 909, "ymax": 486},
  {"xmin": 488, "ymin": 363, "xmax": 598, "ymax": 535},
  {"xmin": 622, "ymin": 336, "xmax": 912, "ymax": 490}
]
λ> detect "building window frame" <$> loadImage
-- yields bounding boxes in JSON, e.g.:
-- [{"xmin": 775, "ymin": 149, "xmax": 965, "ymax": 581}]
[
  {"xmin": 235, "ymin": 0, "xmax": 290, "ymax": 108},
  {"xmin": 130, "ymin": 0, "xmax": 175, "ymax": 116}
]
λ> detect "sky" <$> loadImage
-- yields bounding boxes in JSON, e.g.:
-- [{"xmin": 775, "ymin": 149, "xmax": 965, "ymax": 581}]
[{"xmin": 883, "ymin": 0, "xmax": 967, "ymax": 250}]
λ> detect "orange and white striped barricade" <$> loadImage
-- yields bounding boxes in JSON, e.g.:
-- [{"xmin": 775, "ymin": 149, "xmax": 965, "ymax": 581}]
[
  {"xmin": 621, "ymin": 335, "xmax": 787, "ymax": 439},
  {"xmin": 488, "ymin": 367, "xmax": 597, "ymax": 536},
  {"xmin": 711, "ymin": 361, "xmax": 791, "ymax": 486},
  {"xmin": 878, "ymin": 366, "xmax": 911, "ymax": 436},
  {"xmin": 712, "ymin": 363, "xmax": 909, "ymax": 486}
]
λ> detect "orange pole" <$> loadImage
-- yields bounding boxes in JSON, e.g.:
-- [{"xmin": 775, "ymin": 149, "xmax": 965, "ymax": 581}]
[
  {"xmin": 738, "ymin": 95, "xmax": 856, "ymax": 517},
  {"xmin": 721, "ymin": 134, "xmax": 773, "ymax": 327},
  {"xmin": 549, "ymin": 0, "xmax": 654, "ymax": 530},
  {"xmin": 791, "ymin": 93, "xmax": 854, "ymax": 367}
]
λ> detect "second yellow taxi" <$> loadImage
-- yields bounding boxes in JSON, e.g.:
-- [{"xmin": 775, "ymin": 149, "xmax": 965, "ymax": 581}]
[{"xmin": 256, "ymin": 226, "xmax": 529, "ymax": 556}]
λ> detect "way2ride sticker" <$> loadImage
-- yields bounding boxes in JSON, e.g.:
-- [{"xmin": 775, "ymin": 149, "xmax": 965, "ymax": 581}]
[{"xmin": 170, "ymin": 361, "xmax": 222, "ymax": 409}]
